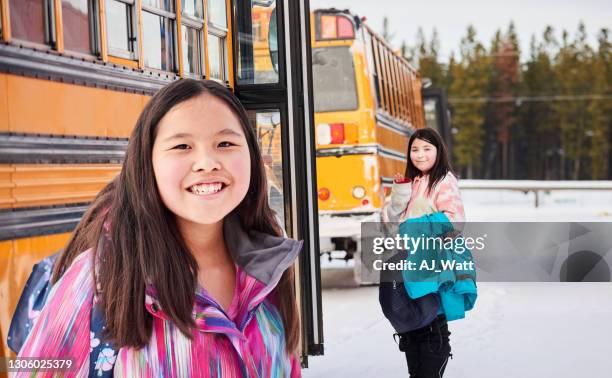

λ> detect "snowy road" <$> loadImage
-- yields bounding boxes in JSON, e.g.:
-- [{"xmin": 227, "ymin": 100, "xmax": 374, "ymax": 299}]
[
  {"xmin": 303, "ymin": 277, "xmax": 612, "ymax": 378},
  {"xmin": 303, "ymin": 189, "xmax": 612, "ymax": 377}
]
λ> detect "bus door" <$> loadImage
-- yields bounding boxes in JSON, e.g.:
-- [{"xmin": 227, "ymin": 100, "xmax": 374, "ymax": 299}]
[
  {"xmin": 232, "ymin": 0, "xmax": 323, "ymax": 363},
  {"xmin": 422, "ymin": 87, "xmax": 452, "ymax": 150}
]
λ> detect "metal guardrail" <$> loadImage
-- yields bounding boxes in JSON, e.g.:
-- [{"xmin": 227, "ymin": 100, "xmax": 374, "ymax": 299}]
[{"xmin": 459, "ymin": 180, "xmax": 612, "ymax": 207}]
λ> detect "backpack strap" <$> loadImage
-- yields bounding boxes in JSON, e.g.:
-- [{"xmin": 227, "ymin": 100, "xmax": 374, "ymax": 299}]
[{"xmin": 7, "ymin": 253, "xmax": 59, "ymax": 353}]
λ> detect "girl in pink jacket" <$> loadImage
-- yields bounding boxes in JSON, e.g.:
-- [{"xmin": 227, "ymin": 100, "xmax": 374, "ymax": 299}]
[
  {"xmin": 382, "ymin": 128, "xmax": 465, "ymax": 378},
  {"xmin": 15, "ymin": 80, "xmax": 302, "ymax": 377}
]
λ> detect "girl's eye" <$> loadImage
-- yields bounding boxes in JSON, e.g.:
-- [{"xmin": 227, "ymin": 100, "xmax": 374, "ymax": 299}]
[
  {"xmin": 218, "ymin": 141, "xmax": 236, "ymax": 148},
  {"xmin": 172, "ymin": 144, "xmax": 190, "ymax": 150}
]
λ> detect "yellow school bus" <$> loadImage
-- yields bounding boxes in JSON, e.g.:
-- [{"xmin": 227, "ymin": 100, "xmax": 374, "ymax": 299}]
[
  {"xmin": 311, "ymin": 9, "xmax": 425, "ymax": 264},
  {"xmin": 0, "ymin": 0, "xmax": 324, "ymax": 366}
]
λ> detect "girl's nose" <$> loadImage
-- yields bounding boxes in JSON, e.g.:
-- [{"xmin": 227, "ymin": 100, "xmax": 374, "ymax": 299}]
[{"xmin": 191, "ymin": 150, "xmax": 221, "ymax": 172}]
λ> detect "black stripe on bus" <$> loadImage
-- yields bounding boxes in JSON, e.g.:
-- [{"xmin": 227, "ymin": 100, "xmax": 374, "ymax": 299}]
[
  {"xmin": 0, "ymin": 133, "xmax": 128, "ymax": 164},
  {"xmin": 0, "ymin": 44, "xmax": 174, "ymax": 95},
  {"xmin": 0, "ymin": 203, "xmax": 89, "ymax": 241},
  {"xmin": 375, "ymin": 112, "xmax": 412, "ymax": 136},
  {"xmin": 316, "ymin": 144, "xmax": 406, "ymax": 161}
]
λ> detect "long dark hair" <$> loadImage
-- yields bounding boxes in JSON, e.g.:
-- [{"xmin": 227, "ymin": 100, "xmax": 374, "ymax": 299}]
[
  {"xmin": 404, "ymin": 128, "xmax": 455, "ymax": 194},
  {"xmin": 52, "ymin": 79, "xmax": 300, "ymax": 353}
]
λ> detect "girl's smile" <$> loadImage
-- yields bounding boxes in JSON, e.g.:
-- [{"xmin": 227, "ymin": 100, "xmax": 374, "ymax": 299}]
[{"xmin": 187, "ymin": 178, "xmax": 229, "ymax": 196}]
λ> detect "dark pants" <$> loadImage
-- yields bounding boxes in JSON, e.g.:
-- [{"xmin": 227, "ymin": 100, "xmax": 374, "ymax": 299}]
[{"xmin": 396, "ymin": 315, "xmax": 452, "ymax": 378}]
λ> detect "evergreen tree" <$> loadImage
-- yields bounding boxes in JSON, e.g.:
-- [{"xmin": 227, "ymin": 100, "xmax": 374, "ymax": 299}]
[
  {"xmin": 521, "ymin": 29, "xmax": 559, "ymax": 179},
  {"xmin": 449, "ymin": 25, "xmax": 488, "ymax": 178},
  {"xmin": 417, "ymin": 29, "xmax": 445, "ymax": 88},
  {"xmin": 555, "ymin": 23, "xmax": 593, "ymax": 179},
  {"xmin": 587, "ymin": 28, "xmax": 611, "ymax": 179}
]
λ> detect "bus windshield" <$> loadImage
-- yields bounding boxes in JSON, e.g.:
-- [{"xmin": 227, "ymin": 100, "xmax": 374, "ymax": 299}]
[{"xmin": 312, "ymin": 46, "xmax": 358, "ymax": 112}]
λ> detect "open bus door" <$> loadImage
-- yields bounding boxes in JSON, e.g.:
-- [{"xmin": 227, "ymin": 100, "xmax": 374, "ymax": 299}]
[
  {"xmin": 232, "ymin": 0, "xmax": 324, "ymax": 364},
  {"xmin": 422, "ymin": 86, "xmax": 453, "ymax": 150}
]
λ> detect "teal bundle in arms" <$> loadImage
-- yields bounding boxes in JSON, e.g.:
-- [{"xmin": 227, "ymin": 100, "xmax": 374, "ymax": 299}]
[{"xmin": 399, "ymin": 212, "xmax": 477, "ymax": 321}]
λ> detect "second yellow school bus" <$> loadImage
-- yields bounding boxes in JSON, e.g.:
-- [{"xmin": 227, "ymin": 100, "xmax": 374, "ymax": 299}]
[{"xmin": 311, "ymin": 9, "xmax": 425, "ymax": 268}]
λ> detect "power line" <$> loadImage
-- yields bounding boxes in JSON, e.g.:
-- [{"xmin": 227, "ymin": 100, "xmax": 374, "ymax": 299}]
[{"xmin": 448, "ymin": 94, "xmax": 612, "ymax": 104}]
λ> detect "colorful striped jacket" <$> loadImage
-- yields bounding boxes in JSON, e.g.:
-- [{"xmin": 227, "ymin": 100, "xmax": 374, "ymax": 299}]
[{"xmin": 16, "ymin": 215, "xmax": 303, "ymax": 377}]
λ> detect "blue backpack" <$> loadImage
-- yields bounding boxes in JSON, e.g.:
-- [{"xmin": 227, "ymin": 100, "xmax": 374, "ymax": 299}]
[
  {"xmin": 378, "ymin": 250, "xmax": 440, "ymax": 334},
  {"xmin": 8, "ymin": 253, "xmax": 117, "ymax": 377}
]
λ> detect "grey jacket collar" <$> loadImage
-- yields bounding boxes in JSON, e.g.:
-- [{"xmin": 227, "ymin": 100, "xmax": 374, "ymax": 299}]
[{"xmin": 223, "ymin": 213, "xmax": 302, "ymax": 286}]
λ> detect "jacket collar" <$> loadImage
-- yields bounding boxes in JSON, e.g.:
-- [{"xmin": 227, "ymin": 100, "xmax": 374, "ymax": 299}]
[
  {"xmin": 413, "ymin": 174, "xmax": 429, "ymax": 183},
  {"xmin": 223, "ymin": 212, "xmax": 302, "ymax": 287},
  {"xmin": 145, "ymin": 212, "xmax": 303, "ymax": 331}
]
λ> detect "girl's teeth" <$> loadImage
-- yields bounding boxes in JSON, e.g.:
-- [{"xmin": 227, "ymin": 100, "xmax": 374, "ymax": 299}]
[{"xmin": 190, "ymin": 183, "xmax": 223, "ymax": 195}]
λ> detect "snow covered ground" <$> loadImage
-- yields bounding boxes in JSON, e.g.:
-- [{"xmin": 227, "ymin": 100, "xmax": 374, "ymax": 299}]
[
  {"xmin": 303, "ymin": 187, "xmax": 612, "ymax": 377},
  {"xmin": 302, "ymin": 282, "xmax": 612, "ymax": 378}
]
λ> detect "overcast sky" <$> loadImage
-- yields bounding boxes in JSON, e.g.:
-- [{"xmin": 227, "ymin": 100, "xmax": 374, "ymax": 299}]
[{"xmin": 309, "ymin": 0, "xmax": 611, "ymax": 61}]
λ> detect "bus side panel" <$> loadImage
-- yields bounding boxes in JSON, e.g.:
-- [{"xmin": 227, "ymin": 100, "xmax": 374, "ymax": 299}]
[
  {"xmin": 377, "ymin": 154, "xmax": 407, "ymax": 184},
  {"xmin": 375, "ymin": 125, "xmax": 409, "ymax": 159},
  {"xmin": 0, "ymin": 233, "xmax": 72, "ymax": 360},
  {"xmin": 0, "ymin": 74, "xmax": 8, "ymax": 132},
  {"xmin": 1, "ymin": 164, "xmax": 121, "ymax": 209},
  {"xmin": 0, "ymin": 167, "xmax": 11, "ymax": 208},
  {"xmin": 4, "ymin": 74, "xmax": 147, "ymax": 138}
]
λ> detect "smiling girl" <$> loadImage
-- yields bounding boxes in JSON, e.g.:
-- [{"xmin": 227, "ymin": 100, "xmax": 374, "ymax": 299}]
[
  {"xmin": 16, "ymin": 80, "xmax": 302, "ymax": 377},
  {"xmin": 382, "ymin": 127, "xmax": 467, "ymax": 378}
]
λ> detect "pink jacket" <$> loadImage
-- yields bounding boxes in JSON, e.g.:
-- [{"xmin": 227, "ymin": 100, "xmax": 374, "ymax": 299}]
[
  {"xmin": 16, "ymin": 215, "xmax": 302, "ymax": 377},
  {"xmin": 383, "ymin": 173, "xmax": 466, "ymax": 223}
]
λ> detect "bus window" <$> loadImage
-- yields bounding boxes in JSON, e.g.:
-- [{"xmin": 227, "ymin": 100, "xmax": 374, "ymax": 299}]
[
  {"xmin": 249, "ymin": 110, "xmax": 285, "ymax": 228},
  {"xmin": 236, "ymin": 0, "xmax": 279, "ymax": 85},
  {"xmin": 207, "ymin": 0, "xmax": 228, "ymax": 81},
  {"xmin": 208, "ymin": 33, "xmax": 225, "ymax": 80},
  {"xmin": 208, "ymin": 0, "xmax": 228, "ymax": 28},
  {"xmin": 142, "ymin": 0, "xmax": 176, "ymax": 71},
  {"xmin": 312, "ymin": 46, "xmax": 358, "ymax": 112},
  {"xmin": 181, "ymin": 25, "xmax": 203, "ymax": 77},
  {"xmin": 9, "ymin": 0, "xmax": 54, "ymax": 46},
  {"xmin": 181, "ymin": 1, "xmax": 204, "ymax": 77},
  {"xmin": 105, "ymin": 0, "xmax": 137, "ymax": 59},
  {"xmin": 61, "ymin": 0, "xmax": 98, "ymax": 55}
]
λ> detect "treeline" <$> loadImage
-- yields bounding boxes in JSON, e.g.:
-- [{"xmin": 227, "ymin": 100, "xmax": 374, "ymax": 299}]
[{"xmin": 394, "ymin": 22, "xmax": 611, "ymax": 180}]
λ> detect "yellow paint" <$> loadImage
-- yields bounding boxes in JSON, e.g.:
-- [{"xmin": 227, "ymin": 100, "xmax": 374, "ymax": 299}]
[
  {"xmin": 203, "ymin": 0, "xmax": 210, "ymax": 79},
  {"xmin": 0, "ymin": 234, "xmax": 72, "ymax": 362},
  {"xmin": 98, "ymin": 0, "xmax": 108, "ymax": 62},
  {"xmin": 0, "ymin": 73, "xmax": 8, "ymax": 132},
  {"xmin": 108, "ymin": 55, "xmax": 139, "ymax": 68},
  {"xmin": 0, "ymin": 164, "xmax": 122, "ymax": 209},
  {"xmin": 3, "ymin": 73, "xmax": 147, "ymax": 137},
  {"xmin": 224, "ymin": 0, "xmax": 234, "ymax": 86},
  {"xmin": 54, "ymin": 0, "xmax": 64, "ymax": 53},
  {"xmin": 316, "ymin": 154, "xmax": 381, "ymax": 211},
  {"xmin": 176, "ymin": 0, "xmax": 184, "ymax": 77},
  {"xmin": 1, "ymin": 0, "xmax": 11, "ymax": 42},
  {"xmin": 136, "ymin": 0, "xmax": 144, "ymax": 69}
]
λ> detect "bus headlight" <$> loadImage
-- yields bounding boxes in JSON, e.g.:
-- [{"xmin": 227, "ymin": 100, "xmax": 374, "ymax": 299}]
[{"xmin": 352, "ymin": 186, "xmax": 366, "ymax": 199}]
